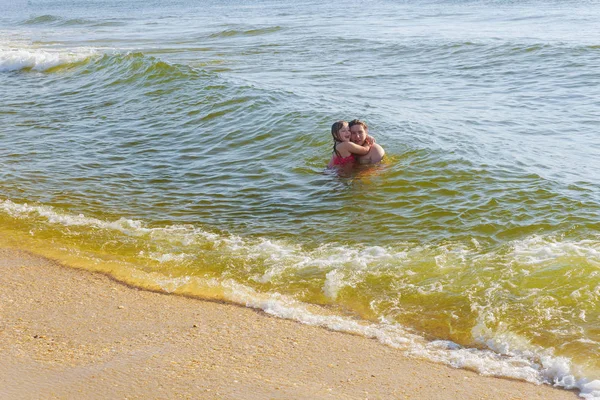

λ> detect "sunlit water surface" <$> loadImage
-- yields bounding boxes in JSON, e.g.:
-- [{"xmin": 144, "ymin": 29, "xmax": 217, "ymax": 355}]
[{"xmin": 1, "ymin": 0, "xmax": 599, "ymax": 397}]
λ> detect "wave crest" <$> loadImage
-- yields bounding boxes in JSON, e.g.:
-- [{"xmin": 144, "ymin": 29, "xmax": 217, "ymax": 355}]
[
  {"xmin": 0, "ymin": 46, "xmax": 97, "ymax": 72},
  {"xmin": 20, "ymin": 15, "xmax": 62, "ymax": 25},
  {"xmin": 209, "ymin": 26, "xmax": 282, "ymax": 38}
]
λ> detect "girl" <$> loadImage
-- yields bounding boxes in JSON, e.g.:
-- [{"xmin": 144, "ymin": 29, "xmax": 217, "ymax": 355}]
[{"xmin": 327, "ymin": 120, "xmax": 372, "ymax": 169}]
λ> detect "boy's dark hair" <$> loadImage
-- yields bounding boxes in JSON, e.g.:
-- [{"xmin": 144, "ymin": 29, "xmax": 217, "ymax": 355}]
[{"xmin": 349, "ymin": 119, "xmax": 368, "ymax": 130}]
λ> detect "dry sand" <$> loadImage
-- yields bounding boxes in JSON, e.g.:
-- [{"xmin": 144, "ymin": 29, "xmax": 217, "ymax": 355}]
[{"xmin": 0, "ymin": 248, "xmax": 579, "ymax": 399}]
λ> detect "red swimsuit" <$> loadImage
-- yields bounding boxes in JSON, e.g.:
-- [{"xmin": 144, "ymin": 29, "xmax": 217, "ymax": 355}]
[{"xmin": 331, "ymin": 154, "xmax": 355, "ymax": 165}]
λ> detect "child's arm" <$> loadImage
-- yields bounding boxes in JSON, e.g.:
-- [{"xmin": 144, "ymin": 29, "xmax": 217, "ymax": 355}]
[{"xmin": 340, "ymin": 141, "xmax": 371, "ymax": 156}]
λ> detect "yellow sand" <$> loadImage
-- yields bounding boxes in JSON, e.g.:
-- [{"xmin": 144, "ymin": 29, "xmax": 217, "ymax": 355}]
[{"xmin": 0, "ymin": 248, "xmax": 579, "ymax": 399}]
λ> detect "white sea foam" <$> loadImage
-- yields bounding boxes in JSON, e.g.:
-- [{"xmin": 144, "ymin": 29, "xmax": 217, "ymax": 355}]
[
  {"xmin": 323, "ymin": 269, "xmax": 345, "ymax": 299},
  {"xmin": 140, "ymin": 250, "xmax": 192, "ymax": 264},
  {"xmin": 0, "ymin": 40, "xmax": 96, "ymax": 72},
  {"xmin": 0, "ymin": 199, "xmax": 214, "ymax": 242},
  {"xmin": 0, "ymin": 199, "xmax": 476, "ymax": 281},
  {"xmin": 511, "ymin": 235, "xmax": 600, "ymax": 265}
]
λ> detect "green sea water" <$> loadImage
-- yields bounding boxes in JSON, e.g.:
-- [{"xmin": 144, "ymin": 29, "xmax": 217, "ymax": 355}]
[{"xmin": 1, "ymin": 0, "xmax": 599, "ymax": 396}]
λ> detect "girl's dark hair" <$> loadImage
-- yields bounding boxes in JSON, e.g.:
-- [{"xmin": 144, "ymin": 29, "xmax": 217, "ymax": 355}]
[
  {"xmin": 349, "ymin": 119, "xmax": 368, "ymax": 130},
  {"xmin": 331, "ymin": 120, "xmax": 347, "ymax": 157}
]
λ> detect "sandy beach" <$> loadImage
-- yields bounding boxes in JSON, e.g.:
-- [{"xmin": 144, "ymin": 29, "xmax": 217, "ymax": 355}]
[{"xmin": 0, "ymin": 248, "xmax": 579, "ymax": 400}]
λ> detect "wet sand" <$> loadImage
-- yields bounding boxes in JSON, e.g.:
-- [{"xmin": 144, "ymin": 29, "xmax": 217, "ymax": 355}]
[{"xmin": 0, "ymin": 248, "xmax": 579, "ymax": 399}]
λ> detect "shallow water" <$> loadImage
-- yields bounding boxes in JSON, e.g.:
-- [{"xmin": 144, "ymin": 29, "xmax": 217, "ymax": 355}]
[{"xmin": 1, "ymin": 0, "xmax": 600, "ymax": 397}]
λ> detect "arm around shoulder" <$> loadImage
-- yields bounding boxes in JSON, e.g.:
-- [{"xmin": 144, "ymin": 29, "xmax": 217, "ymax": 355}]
[{"xmin": 342, "ymin": 141, "xmax": 371, "ymax": 156}]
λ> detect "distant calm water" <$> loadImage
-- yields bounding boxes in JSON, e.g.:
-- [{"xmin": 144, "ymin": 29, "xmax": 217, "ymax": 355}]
[{"xmin": 1, "ymin": 0, "xmax": 599, "ymax": 396}]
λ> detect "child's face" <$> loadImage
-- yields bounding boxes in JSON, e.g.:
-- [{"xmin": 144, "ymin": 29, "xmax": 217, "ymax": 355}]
[{"xmin": 337, "ymin": 124, "xmax": 351, "ymax": 142}]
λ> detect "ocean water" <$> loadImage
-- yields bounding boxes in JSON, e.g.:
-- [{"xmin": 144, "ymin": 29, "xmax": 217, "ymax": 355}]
[{"xmin": 1, "ymin": 0, "xmax": 600, "ymax": 397}]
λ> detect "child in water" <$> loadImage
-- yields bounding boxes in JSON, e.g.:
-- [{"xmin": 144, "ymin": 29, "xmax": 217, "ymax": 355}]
[{"xmin": 327, "ymin": 120, "xmax": 372, "ymax": 169}]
